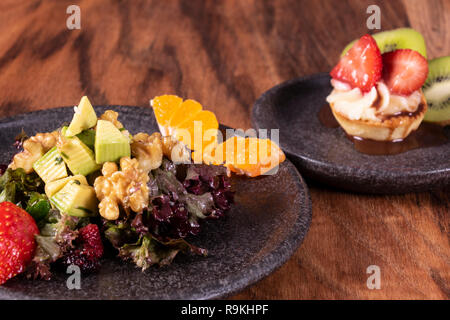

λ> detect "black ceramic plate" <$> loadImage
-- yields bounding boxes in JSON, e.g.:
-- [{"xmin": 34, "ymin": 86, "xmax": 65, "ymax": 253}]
[
  {"xmin": 0, "ymin": 106, "xmax": 311, "ymax": 300},
  {"xmin": 252, "ymin": 73, "xmax": 450, "ymax": 194}
]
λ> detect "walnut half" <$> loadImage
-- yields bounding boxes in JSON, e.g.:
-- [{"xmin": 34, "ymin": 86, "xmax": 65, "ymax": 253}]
[
  {"xmin": 162, "ymin": 136, "xmax": 191, "ymax": 164},
  {"xmin": 9, "ymin": 131, "xmax": 59, "ymax": 173},
  {"xmin": 131, "ymin": 132, "xmax": 163, "ymax": 173},
  {"xmin": 94, "ymin": 157, "xmax": 149, "ymax": 220},
  {"xmin": 99, "ymin": 110, "xmax": 124, "ymax": 129}
]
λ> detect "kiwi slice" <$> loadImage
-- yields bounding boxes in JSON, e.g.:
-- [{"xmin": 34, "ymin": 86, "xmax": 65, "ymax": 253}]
[
  {"xmin": 341, "ymin": 28, "xmax": 427, "ymax": 58},
  {"xmin": 423, "ymin": 56, "xmax": 450, "ymax": 125}
]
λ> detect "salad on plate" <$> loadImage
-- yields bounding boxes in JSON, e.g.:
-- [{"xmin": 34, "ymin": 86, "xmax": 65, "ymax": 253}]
[{"xmin": 0, "ymin": 95, "xmax": 285, "ymax": 284}]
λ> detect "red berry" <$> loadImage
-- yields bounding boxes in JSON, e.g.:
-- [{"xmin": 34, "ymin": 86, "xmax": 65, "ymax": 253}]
[
  {"xmin": 330, "ymin": 34, "xmax": 382, "ymax": 92},
  {"xmin": 0, "ymin": 202, "xmax": 39, "ymax": 285},
  {"xmin": 78, "ymin": 224, "xmax": 103, "ymax": 259},
  {"xmin": 382, "ymin": 49, "xmax": 428, "ymax": 95},
  {"xmin": 62, "ymin": 249, "xmax": 101, "ymax": 273},
  {"xmin": 62, "ymin": 224, "xmax": 103, "ymax": 273}
]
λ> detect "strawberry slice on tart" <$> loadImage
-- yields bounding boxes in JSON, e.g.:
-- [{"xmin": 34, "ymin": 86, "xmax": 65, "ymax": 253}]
[
  {"xmin": 330, "ymin": 34, "xmax": 382, "ymax": 92},
  {"xmin": 382, "ymin": 49, "xmax": 429, "ymax": 95}
]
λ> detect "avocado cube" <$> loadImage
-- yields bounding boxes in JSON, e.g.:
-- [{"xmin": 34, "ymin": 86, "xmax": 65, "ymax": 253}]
[
  {"xmin": 95, "ymin": 119, "xmax": 130, "ymax": 164},
  {"xmin": 45, "ymin": 175, "xmax": 88, "ymax": 198},
  {"xmin": 58, "ymin": 136, "xmax": 100, "ymax": 176},
  {"xmin": 50, "ymin": 182, "xmax": 98, "ymax": 217},
  {"xmin": 65, "ymin": 96, "xmax": 98, "ymax": 137},
  {"xmin": 33, "ymin": 147, "xmax": 68, "ymax": 183}
]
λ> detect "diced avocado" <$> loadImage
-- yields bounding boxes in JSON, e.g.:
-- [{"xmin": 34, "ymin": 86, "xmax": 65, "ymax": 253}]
[
  {"xmin": 61, "ymin": 126, "xmax": 68, "ymax": 136},
  {"xmin": 50, "ymin": 182, "xmax": 98, "ymax": 217},
  {"xmin": 63, "ymin": 126, "xmax": 96, "ymax": 150},
  {"xmin": 58, "ymin": 136, "xmax": 101, "ymax": 176},
  {"xmin": 65, "ymin": 96, "xmax": 97, "ymax": 137},
  {"xmin": 76, "ymin": 129, "xmax": 96, "ymax": 150},
  {"xmin": 33, "ymin": 147, "xmax": 68, "ymax": 183},
  {"xmin": 45, "ymin": 175, "xmax": 88, "ymax": 198},
  {"xmin": 95, "ymin": 119, "xmax": 131, "ymax": 163}
]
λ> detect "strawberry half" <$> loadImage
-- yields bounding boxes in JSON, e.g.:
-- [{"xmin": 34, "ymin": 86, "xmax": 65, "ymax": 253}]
[
  {"xmin": 330, "ymin": 34, "xmax": 382, "ymax": 92},
  {"xmin": 0, "ymin": 202, "xmax": 39, "ymax": 285},
  {"xmin": 382, "ymin": 49, "xmax": 428, "ymax": 95}
]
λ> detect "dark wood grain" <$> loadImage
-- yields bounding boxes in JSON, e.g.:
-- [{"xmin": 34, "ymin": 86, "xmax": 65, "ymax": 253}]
[{"xmin": 0, "ymin": 0, "xmax": 448, "ymax": 299}]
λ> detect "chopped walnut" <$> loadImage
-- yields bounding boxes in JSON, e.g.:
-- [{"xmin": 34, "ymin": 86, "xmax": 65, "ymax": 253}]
[
  {"xmin": 94, "ymin": 157, "xmax": 149, "ymax": 220},
  {"xmin": 9, "ymin": 131, "xmax": 59, "ymax": 173},
  {"xmin": 131, "ymin": 132, "xmax": 163, "ymax": 172},
  {"xmin": 99, "ymin": 110, "xmax": 124, "ymax": 129},
  {"xmin": 162, "ymin": 136, "xmax": 191, "ymax": 164},
  {"xmin": 100, "ymin": 110, "xmax": 123, "ymax": 129}
]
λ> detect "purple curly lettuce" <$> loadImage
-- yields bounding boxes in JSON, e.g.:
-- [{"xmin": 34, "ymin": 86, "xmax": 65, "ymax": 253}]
[
  {"xmin": 149, "ymin": 194, "xmax": 201, "ymax": 239},
  {"xmin": 146, "ymin": 163, "xmax": 233, "ymax": 237},
  {"xmin": 104, "ymin": 159, "xmax": 234, "ymax": 270},
  {"xmin": 26, "ymin": 211, "xmax": 84, "ymax": 280},
  {"xmin": 183, "ymin": 165, "xmax": 234, "ymax": 218}
]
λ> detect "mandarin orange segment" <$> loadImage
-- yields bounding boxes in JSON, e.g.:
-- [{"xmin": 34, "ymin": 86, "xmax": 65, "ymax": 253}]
[
  {"xmin": 169, "ymin": 99, "xmax": 202, "ymax": 130},
  {"xmin": 150, "ymin": 95, "xmax": 219, "ymax": 156},
  {"xmin": 151, "ymin": 95, "xmax": 183, "ymax": 136},
  {"xmin": 211, "ymin": 137, "xmax": 285, "ymax": 177},
  {"xmin": 174, "ymin": 110, "xmax": 219, "ymax": 151}
]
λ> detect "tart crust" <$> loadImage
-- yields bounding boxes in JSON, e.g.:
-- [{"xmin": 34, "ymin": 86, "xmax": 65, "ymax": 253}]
[{"xmin": 329, "ymin": 91, "xmax": 428, "ymax": 141}]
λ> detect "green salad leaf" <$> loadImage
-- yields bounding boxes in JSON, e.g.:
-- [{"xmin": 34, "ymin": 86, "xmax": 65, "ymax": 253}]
[
  {"xmin": 26, "ymin": 192, "xmax": 51, "ymax": 223},
  {"xmin": 0, "ymin": 168, "xmax": 51, "ymax": 227},
  {"xmin": 0, "ymin": 168, "xmax": 45, "ymax": 206},
  {"xmin": 118, "ymin": 234, "xmax": 207, "ymax": 271},
  {"xmin": 0, "ymin": 182, "xmax": 16, "ymax": 203}
]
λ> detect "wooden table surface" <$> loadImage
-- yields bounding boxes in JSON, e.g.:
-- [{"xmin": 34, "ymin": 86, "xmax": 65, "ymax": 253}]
[{"xmin": 0, "ymin": 0, "xmax": 448, "ymax": 299}]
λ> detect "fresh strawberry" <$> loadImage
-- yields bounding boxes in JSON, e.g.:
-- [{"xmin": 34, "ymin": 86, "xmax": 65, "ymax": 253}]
[
  {"xmin": 0, "ymin": 202, "xmax": 39, "ymax": 285},
  {"xmin": 62, "ymin": 224, "xmax": 103, "ymax": 273},
  {"xmin": 330, "ymin": 34, "xmax": 382, "ymax": 92},
  {"xmin": 382, "ymin": 49, "xmax": 428, "ymax": 95}
]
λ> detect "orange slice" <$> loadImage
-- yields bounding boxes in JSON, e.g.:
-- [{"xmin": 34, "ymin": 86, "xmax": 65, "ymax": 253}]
[
  {"xmin": 206, "ymin": 136, "xmax": 286, "ymax": 177},
  {"xmin": 151, "ymin": 95, "xmax": 219, "ymax": 153},
  {"xmin": 151, "ymin": 95, "xmax": 285, "ymax": 177},
  {"xmin": 151, "ymin": 95, "xmax": 183, "ymax": 136}
]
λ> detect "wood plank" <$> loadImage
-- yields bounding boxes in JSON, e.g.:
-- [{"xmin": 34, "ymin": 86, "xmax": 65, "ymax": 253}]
[{"xmin": 0, "ymin": 0, "xmax": 447, "ymax": 299}]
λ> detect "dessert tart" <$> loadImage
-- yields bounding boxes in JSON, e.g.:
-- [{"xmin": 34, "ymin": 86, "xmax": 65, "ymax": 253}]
[
  {"xmin": 328, "ymin": 82, "xmax": 428, "ymax": 141},
  {"xmin": 326, "ymin": 34, "xmax": 429, "ymax": 142}
]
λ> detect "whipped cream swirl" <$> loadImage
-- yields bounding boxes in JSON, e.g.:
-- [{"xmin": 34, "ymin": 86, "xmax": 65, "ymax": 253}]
[{"xmin": 326, "ymin": 80, "xmax": 422, "ymax": 122}]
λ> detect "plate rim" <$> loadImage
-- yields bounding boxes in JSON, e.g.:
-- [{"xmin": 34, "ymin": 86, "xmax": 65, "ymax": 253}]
[{"xmin": 0, "ymin": 105, "xmax": 312, "ymax": 300}]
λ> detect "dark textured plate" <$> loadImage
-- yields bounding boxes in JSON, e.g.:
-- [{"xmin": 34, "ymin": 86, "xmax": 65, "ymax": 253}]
[
  {"xmin": 252, "ymin": 73, "xmax": 450, "ymax": 194},
  {"xmin": 0, "ymin": 106, "xmax": 311, "ymax": 300}
]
